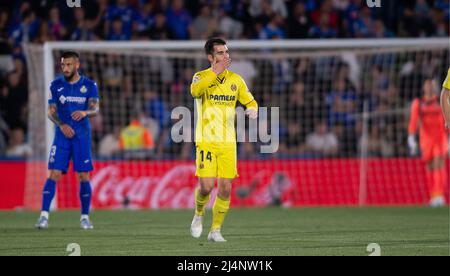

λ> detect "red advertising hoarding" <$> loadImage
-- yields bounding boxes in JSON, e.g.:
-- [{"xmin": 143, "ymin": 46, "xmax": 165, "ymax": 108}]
[{"xmin": 1, "ymin": 159, "xmax": 448, "ymax": 210}]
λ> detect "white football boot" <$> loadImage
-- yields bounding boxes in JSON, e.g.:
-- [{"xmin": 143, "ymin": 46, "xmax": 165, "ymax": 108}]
[
  {"xmin": 190, "ymin": 215, "xmax": 203, "ymax": 238},
  {"xmin": 207, "ymin": 230, "xmax": 227, "ymax": 242}
]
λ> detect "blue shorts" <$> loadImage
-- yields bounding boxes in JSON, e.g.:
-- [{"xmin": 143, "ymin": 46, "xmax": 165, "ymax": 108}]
[{"xmin": 48, "ymin": 132, "xmax": 93, "ymax": 173}]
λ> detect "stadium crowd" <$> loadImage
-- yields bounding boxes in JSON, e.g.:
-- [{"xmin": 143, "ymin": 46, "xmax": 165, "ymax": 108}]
[{"xmin": 0, "ymin": 0, "xmax": 449, "ymax": 159}]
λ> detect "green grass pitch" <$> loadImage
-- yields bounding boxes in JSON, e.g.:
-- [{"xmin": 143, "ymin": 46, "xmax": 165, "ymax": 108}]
[{"xmin": 0, "ymin": 208, "xmax": 448, "ymax": 256}]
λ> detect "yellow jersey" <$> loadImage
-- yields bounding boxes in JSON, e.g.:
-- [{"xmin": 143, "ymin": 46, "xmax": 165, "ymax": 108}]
[
  {"xmin": 191, "ymin": 68, "xmax": 258, "ymax": 147},
  {"xmin": 443, "ymin": 68, "xmax": 450, "ymax": 90}
]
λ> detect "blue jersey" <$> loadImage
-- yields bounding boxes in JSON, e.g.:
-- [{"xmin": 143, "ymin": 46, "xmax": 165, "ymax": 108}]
[
  {"xmin": 48, "ymin": 75, "xmax": 99, "ymax": 173},
  {"xmin": 48, "ymin": 76, "xmax": 99, "ymax": 137}
]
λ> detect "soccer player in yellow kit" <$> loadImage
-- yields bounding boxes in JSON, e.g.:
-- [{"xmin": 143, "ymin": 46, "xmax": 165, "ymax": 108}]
[
  {"xmin": 441, "ymin": 69, "xmax": 450, "ymax": 130},
  {"xmin": 439, "ymin": 68, "xmax": 450, "ymax": 207},
  {"xmin": 190, "ymin": 38, "xmax": 258, "ymax": 242}
]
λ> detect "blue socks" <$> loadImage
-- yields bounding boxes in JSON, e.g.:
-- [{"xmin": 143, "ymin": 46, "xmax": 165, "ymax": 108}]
[
  {"xmin": 41, "ymin": 179, "xmax": 92, "ymax": 217},
  {"xmin": 41, "ymin": 179, "xmax": 56, "ymax": 213},
  {"xmin": 79, "ymin": 181, "xmax": 92, "ymax": 216}
]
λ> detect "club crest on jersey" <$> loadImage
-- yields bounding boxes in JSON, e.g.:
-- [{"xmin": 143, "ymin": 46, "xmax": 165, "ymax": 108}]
[
  {"xmin": 231, "ymin": 84, "xmax": 237, "ymax": 92},
  {"xmin": 80, "ymin": 85, "xmax": 88, "ymax": 93}
]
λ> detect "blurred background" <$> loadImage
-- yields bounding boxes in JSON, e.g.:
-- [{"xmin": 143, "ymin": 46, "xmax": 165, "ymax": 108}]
[{"xmin": 0, "ymin": 0, "xmax": 449, "ymax": 210}]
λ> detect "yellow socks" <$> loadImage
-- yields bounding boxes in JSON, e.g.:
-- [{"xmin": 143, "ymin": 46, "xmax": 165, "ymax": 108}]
[
  {"xmin": 211, "ymin": 196, "xmax": 230, "ymax": 231},
  {"xmin": 195, "ymin": 188, "xmax": 211, "ymax": 217},
  {"xmin": 194, "ymin": 188, "xmax": 231, "ymax": 231}
]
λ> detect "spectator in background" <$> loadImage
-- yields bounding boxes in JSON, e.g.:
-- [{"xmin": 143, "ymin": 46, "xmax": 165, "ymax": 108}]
[
  {"xmin": 250, "ymin": 0, "xmax": 275, "ymax": 27},
  {"xmin": 147, "ymin": 12, "xmax": 172, "ymax": 40},
  {"xmin": 48, "ymin": 6, "xmax": 67, "ymax": 41},
  {"xmin": 108, "ymin": 16, "xmax": 131, "ymax": 40},
  {"xmin": 120, "ymin": 113, "xmax": 155, "ymax": 151},
  {"xmin": 332, "ymin": 0, "xmax": 350, "ymax": 12},
  {"xmin": 0, "ymin": 114, "xmax": 9, "ymax": 156},
  {"xmin": 0, "ymin": 79, "xmax": 8, "ymax": 116},
  {"xmin": 372, "ymin": 19, "xmax": 394, "ymax": 38},
  {"xmin": 229, "ymin": 57, "xmax": 257, "ymax": 90},
  {"xmin": 0, "ymin": 10, "xmax": 10, "ymax": 39},
  {"xmin": 326, "ymin": 79, "xmax": 357, "ymax": 128},
  {"xmin": 259, "ymin": 14, "xmax": 286, "ymax": 39},
  {"xmin": 350, "ymin": 7, "xmax": 375, "ymax": 38},
  {"xmin": 305, "ymin": 121, "xmax": 338, "ymax": 156},
  {"xmin": 286, "ymin": 81, "xmax": 308, "ymax": 126},
  {"xmin": 311, "ymin": 0, "xmax": 339, "ymax": 30},
  {"xmin": 358, "ymin": 125, "xmax": 395, "ymax": 157},
  {"xmin": 34, "ymin": 20, "xmax": 54, "ymax": 44},
  {"xmin": 371, "ymin": 65, "xmax": 389, "ymax": 92},
  {"xmin": 288, "ymin": 2, "xmax": 312, "ymax": 39},
  {"xmin": 4, "ymin": 58, "xmax": 28, "ymax": 130},
  {"xmin": 249, "ymin": 0, "xmax": 288, "ymax": 19},
  {"xmin": 70, "ymin": 8, "xmax": 96, "ymax": 41},
  {"xmin": 98, "ymin": 126, "xmax": 121, "ymax": 158},
  {"xmin": 166, "ymin": 0, "xmax": 192, "ymax": 40},
  {"xmin": 104, "ymin": 0, "xmax": 138, "ymax": 40},
  {"xmin": 435, "ymin": 0, "xmax": 450, "ymax": 20},
  {"xmin": 8, "ymin": 9, "xmax": 40, "ymax": 46},
  {"xmin": 218, "ymin": 9, "xmax": 244, "ymax": 39},
  {"xmin": 309, "ymin": 13, "xmax": 337, "ymax": 38},
  {"xmin": 431, "ymin": 8, "xmax": 449, "ymax": 37},
  {"xmin": 280, "ymin": 121, "xmax": 305, "ymax": 155},
  {"xmin": 401, "ymin": 7, "xmax": 417, "ymax": 37},
  {"xmin": 6, "ymin": 128, "xmax": 32, "ymax": 158},
  {"xmin": 135, "ymin": 1, "xmax": 156, "ymax": 34},
  {"xmin": 414, "ymin": 0, "xmax": 435, "ymax": 36},
  {"xmin": 434, "ymin": 20, "xmax": 448, "ymax": 38},
  {"xmin": 191, "ymin": 5, "xmax": 218, "ymax": 40},
  {"xmin": 144, "ymin": 89, "xmax": 170, "ymax": 132},
  {"xmin": 301, "ymin": 0, "xmax": 318, "ymax": 12}
]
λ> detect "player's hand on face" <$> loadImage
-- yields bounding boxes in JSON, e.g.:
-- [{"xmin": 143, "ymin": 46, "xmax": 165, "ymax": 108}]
[
  {"xmin": 71, "ymin": 111, "xmax": 87, "ymax": 121},
  {"xmin": 60, "ymin": 124, "xmax": 75, "ymax": 139},
  {"xmin": 212, "ymin": 56, "xmax": 231, "ymax": 75}
]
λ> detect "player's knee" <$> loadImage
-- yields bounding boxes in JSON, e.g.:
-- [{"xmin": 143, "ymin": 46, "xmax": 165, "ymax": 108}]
[
  {"xmin": 77, "ymin": 173, "xmax": 90, "ymax": 182},
  {"xmin": 218, "ymin": 188, "xmax": 231, "ymax": 199},
  {"xmin": 199, "ymin": 179, "xmax": 215, "ymax": 195},
  {"xmin": 49, "ymin": 170, "xmax": 62, "ymax": 182},
  {"xmin": 199, "ymin": 185, "xmax": 213, "ymax": 196},
  {"xmin": 218, "ymin": 183, "xmax": 232, "ymax": 199}
]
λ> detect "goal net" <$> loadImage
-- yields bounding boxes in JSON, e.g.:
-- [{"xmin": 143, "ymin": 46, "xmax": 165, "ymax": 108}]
[{"xmin": 23, "ymin": 39, "xmax": 449, "ymax": 210}]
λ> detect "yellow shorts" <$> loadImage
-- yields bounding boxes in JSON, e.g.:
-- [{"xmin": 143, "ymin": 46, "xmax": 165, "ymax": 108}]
[{"xmin": 195, "ymin": 143, "xmax": 238, "ymax": 179}]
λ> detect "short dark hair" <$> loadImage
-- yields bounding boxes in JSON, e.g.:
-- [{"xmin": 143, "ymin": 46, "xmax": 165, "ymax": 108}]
[
  {"xmin": 61, "ymin": 51, "xmax": 80, "ymax": 59},
  {"xmin": 204, "ymin": 38, "xmax": 226, "ymax": 56}
]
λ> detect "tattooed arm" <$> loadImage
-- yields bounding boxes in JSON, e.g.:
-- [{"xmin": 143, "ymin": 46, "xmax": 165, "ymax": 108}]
[
  {"xmin": 71, "ymin": 98, "xmax": 100, "ymax": 121},
  {"xmin": 48, "ymin": 104, "xmax": 63, "ymax": 126},
  {"xmin": 85, "ymin": 98, "xmax": 100, "ymax": 118},
  {"xmin": 48, "ymin": 104, "xmax": 75, "ymax": 138}
]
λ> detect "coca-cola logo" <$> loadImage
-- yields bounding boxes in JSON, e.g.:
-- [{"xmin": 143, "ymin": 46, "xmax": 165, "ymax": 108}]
[{"xmin": 91, "ymin": 165, "xmax": 198, "ymax": 209}]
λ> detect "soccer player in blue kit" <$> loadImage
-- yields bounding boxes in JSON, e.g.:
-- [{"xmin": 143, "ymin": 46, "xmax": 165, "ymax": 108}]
[{"xmin": 35, "ymin": 51, "xmax": 99, "ymax": 230}]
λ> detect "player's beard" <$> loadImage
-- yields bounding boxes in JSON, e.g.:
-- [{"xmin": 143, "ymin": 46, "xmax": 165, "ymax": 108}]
[{"xmin": 64, "ymin": 71, "xmax": 77, "ymax": 82}]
